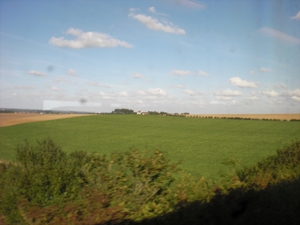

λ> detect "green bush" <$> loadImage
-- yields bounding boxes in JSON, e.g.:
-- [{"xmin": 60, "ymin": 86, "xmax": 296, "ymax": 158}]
[
  {"xmin": 237, "ymin": 140, "xmax": 300, "ymax": 189},
  {"xmin": 0, "ymin": 138, "xmax": 184, "ymax": 224},
  {"xmin": 16, "ymin": 139, "xmax": 90, "ymax": 206}
]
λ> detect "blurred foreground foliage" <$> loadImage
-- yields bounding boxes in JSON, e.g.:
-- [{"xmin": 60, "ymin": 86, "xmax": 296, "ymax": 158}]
[{"xmin": 0, "ymin": 138, "xmax": 299, "ymax": 224}]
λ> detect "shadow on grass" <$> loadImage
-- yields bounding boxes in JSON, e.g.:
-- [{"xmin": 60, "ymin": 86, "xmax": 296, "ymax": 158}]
[{"xmin": 108, "ymin": 177, "xmax": 300, "ymax": 225}]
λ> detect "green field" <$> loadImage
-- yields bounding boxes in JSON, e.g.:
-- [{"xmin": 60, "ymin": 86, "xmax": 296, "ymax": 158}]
[{"xmin": 0, "ymin": 115, "xmax": 299, "ymax": 179}]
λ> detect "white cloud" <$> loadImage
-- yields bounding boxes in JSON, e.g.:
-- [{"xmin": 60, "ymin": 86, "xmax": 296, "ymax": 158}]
[
  {"xmin": 184, "ymin": 89, "xmax": 196, "ymax": 96},
  {"xmin": 273, "ymin": 83, "xmax": 287, "ymax": 89},
  {"xmin": 49, "ymin": 28, "xmax": 133, "ymax": 49},
  {"xmin": 129, "ymin": 12, "xmax": 185, "ymax": 35},
  {"xmin": 215, "ymin": 96, "xmax": 232, "ymax": 101},
  {"xmin": 290, "ymin": 89, "xmax": 300, "ymax": 97},
  {"xmin": 198, "ymin": 70, "xmax": 209, "ymax": 76},
  {"xmin": 119, "ymin": 91, "xmax": 129, "ymax": 97},
  {"xmin": 214, "ymin": 89, "xmax": 242, "ymax": 96},
  {"xmin": 262, "ymin": 90, "xmax": 279, "ymax": 97},
  {"xmin": 172, "ymin": 84, "xmax": 186, "ymax": 89},
  {"xmin": 13, "ymin": 85, "xmax": 36, "ymax": 90},
  {"xmin": 282, "ymin": 89, "xmax": 300, "ymax": 97},
  {"xmin": 291, "ymin": 11, "xmax": 300, "ymax": 20},
  {"xmin": 171, "ymin": 70, "xmax": 194, "ymax": 76},
  {"xmin": 259, "ymin": 67, "xmax": 272, "ymax": 73},
  {"xmin": 176, "ymin": 0, "xmax": 206, "ymax": 9},
  {"xmin": 247, "ymin": 96, "xmax": 259, "ymax": 101},
  {"xmin": 99, "ymin": 91, "xmax": 115, "ymax": 99},
  {"xmin": 148, "ymin": 6, "xmax": 168, "ymax": 16},
  {"xmin": 135, "ymin": 90, "xmax": 146, "ymax": 96},
  {"xmin": 55, "ymin": 78, "xmax": 75, "ymax": 84},
  {"xmin": 27, "ymin": 70, "xmax": 47, "ymax": 76},
  {"xmin": 291, "ymin": 96, "xmax": 300, "ymax": 101},
  {"xmin": 132, "ymin": 73, "xmax": 144, "ymax": 78},
  {"xmin": 67, "ymin": 69, "xmax": 77, "ymax": 76},
  {"xmin": 148, "ymin": 7, "xmax": 156, "ymax": 14},
  {"xmin": 147, "ymin": 88, "xmax": 167, "ymax": 96},
  {"xmin": 229, "ymin": 77, "xmax": 257, "ymax": 88},
  {"xmin": 51, "ymin": 86, "xmax": 60, "ymax": 91},
  {"xmin": 250, "ymin": 67, "xmax": 272, "ymax": 74},
  {"xmin": 214, "ymin": 89, "xmax": 242, "ymax": 101},
  {"xmin": 257, "ymin": 27, "xmax": 300, "ymax": 45},
  {"xmin": 87, "ymin": 81, "xmax": 110, "ymax": 88}
]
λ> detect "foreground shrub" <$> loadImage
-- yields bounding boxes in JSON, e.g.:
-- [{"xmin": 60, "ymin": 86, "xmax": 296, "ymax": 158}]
[
  {"xmin": 237, "ymin": 140, "xmax": 300, "ymax": 189},
  {"xmin": 15, "ymin": 139, "xmax": 90, "ymax": 206},
  {"xmin": 0, "ymin": 138, "xmax": 186, "ymax": 224},
  {"xmin": 0, "ymin": 138, "xmax": 93, "ymax": 224},
  {"xmin": 128, "ymin": 140, "xmax": 300, "ymax": 225}
]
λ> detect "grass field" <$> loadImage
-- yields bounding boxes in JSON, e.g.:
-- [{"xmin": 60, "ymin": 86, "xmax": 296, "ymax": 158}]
[{"xmin": 0, "ymin": 115, "xmax": 299, "ymax": 180}]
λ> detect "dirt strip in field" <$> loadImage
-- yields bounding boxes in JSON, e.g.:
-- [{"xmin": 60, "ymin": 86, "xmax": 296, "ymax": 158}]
[
  {"xmin": 0, "ymin": 113, "xmax": 92, "ymax": 127},
  {"xmin": 187, "ymin": 114, "xmax": 300, "ymax": 121}
]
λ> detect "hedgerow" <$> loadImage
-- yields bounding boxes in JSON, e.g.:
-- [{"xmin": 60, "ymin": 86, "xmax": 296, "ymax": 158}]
[
  {"xmin": 0, "ymin": 138, "xmax": 213, "ymax": 224},
  {"xmin": 0, "ymin": 138, "xmax": 300, "ymax": 224}
]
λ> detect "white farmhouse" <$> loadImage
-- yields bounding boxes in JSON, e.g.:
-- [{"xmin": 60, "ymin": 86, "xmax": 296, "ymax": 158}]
[{"xmin": 137, "ymin": 110, "xmax": 148, "ymax": 115}]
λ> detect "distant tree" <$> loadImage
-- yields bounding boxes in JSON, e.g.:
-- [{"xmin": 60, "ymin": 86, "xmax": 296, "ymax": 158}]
[
  {"xmin": 111, "ymin": 108, "xmax": 135, "ymax": 114},
  {"xmin": 148, "ymin": 111, "xmax": 160, "ymax": 115},
  {"xmin": 159, "ymin": 111, "xmax": 169, "ymax": 116}
]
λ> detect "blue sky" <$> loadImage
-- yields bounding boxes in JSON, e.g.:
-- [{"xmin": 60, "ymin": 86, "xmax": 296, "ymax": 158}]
[{"xmin": 1, "ymin": 0, "xmax": 299, "ymax": 113}]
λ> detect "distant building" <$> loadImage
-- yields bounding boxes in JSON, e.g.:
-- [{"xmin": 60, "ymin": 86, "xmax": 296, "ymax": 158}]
[{"xmin": 137, "ymin": 110, "xmax": 149, "ymax": 115}]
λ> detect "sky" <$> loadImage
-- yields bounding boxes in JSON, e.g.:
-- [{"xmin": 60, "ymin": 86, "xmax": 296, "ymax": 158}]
[{"xmin": 0, "ymin": 0, "xmax": 300, "ymax": 114}]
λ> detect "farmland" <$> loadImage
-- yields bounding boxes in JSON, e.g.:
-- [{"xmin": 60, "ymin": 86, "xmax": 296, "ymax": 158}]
[
  {"xmin": 1, "ymin": 114, "xmax": 299, "ymax": 180},
  {"xmin": 0, "ymin": 113, "xmax": 91, "ymax": 127}
]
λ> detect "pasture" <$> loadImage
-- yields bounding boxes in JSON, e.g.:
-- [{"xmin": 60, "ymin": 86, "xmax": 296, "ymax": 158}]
[{"xmin": 0, "ymin": 114, "xmax": 299, "ymax": 180}]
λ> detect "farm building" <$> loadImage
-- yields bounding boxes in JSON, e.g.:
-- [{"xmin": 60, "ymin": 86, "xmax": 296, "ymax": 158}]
[{"xmin": 136, "ymin": 110, "xmax": 149, "ymax": 115}]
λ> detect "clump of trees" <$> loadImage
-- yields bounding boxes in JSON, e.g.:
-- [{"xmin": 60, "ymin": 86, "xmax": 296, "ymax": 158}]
[
  {"xmin": 148, "ymin": 111, "xmax": 170, "ymax": 115},
  {"xmin": 111, "ymin": 108, "xmax": 135, "ymax": 114}
]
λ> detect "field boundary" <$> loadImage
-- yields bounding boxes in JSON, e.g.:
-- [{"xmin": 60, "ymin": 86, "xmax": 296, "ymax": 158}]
[
  {"xmin": 1, "ymin": 114, "xmax": 300, "ymax": 127},
  {"xmin": 186, "ymin": 114, "xmax": 300, "ymax": 121}
]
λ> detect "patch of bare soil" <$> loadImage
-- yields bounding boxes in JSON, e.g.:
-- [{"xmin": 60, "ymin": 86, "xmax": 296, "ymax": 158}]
[
  {"xmin": 187, "ymin": 114, "xmax": 300, "ymax": 121},
  {"xmin": 0, "ymin": 113, "xmax": 92, "ymax": 127}
]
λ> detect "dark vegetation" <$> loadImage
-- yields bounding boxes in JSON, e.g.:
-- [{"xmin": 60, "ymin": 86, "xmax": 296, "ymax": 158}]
[
  {"xmin": 147, "ymin": 111, "xmax": 169, "ymax": 115},
  {"xmin": 111, "ymin": 108, "xmax": 135, "ymax": 114},
  {"xmin": 0, "ymin": 139, "xmax": 300, "ymax": 224}
]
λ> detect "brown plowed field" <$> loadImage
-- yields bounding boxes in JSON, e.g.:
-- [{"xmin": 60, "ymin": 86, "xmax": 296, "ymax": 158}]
[
  {"xmin": 187, "ymin": 114, "xmax": 300, "ymax": 120},
  {"xmin": 0, "ymin": 113, "xmax": 92, "ymax": 127}
]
